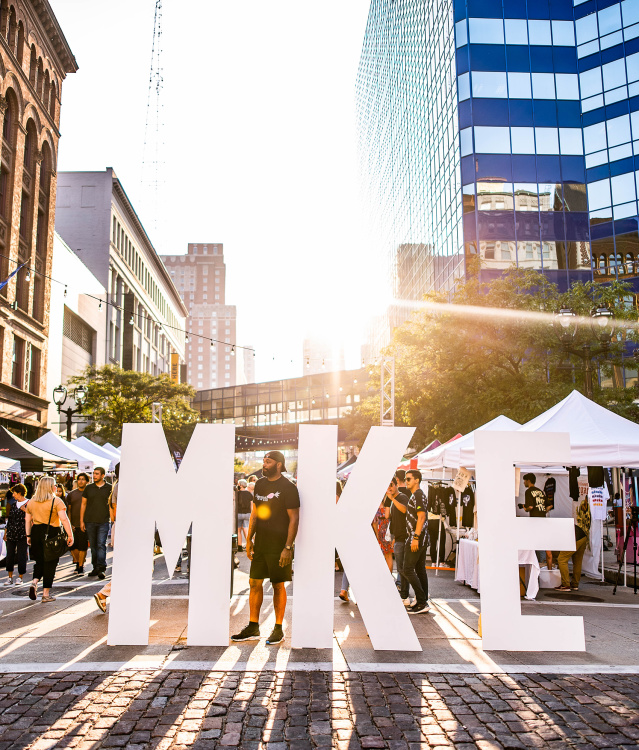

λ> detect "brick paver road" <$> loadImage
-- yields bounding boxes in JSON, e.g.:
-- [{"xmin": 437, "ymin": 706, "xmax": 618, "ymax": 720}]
[{"xmin": 0, "ymin": 670, "xmax": 637, "ymax": 750}]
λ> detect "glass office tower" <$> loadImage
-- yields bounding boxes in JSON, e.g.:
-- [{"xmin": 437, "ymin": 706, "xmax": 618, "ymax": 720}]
[{"xmin": 357, "ymin": 0, "xmax": 639, "ymax": 296}]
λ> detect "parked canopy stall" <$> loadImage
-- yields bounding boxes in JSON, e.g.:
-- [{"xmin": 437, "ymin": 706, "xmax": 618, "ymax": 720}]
[
  {"xmin": 0, "ymin": 427, "xmax": 77, "ymax": 472},
  {"xmin": 70, "ymin": 437, "xmax": 117, "ymax": 471},
  {"xmin": 32, "ymin": 431, "xmax": 106, "ymax": 473}
]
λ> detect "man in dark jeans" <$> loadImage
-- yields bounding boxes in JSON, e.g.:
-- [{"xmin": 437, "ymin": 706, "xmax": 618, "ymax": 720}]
[
  {"xmin": 385, "ymin": 477, "xmax": 411, "ymax": 603},
  {"xmin": 403, "ymin": 469, "xmax": 430, "ymax": 614},
  {"xmin": 80, "ymin": 467, "xmax": 112, "ymax": 580}
]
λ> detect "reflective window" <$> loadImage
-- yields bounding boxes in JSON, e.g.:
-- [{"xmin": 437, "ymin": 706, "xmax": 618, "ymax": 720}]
[
  {"xmin": 587, "ymin": 178, "xmax": 611, "ymax": 211},
  {"xmin": 504, "ymin": 18, "xmax": 528, "ymax": 45},
  {"xmin": 552, "ymin": 20, "xmax": 575, "ymax": 46},
  {"xmin": 631, "ymin": 111, "xmax": 639, "ymax": 140},
  {"xmin": 462, "ymin": 184, "xmax": 475, "ymax": 213},
  {"xmin": 601, "ymin": 30, "xmax": 623, "ymax": 50},
  {"xmin": 507, "ymin": 72, "xmax": 531, "ymax": 99},
  {"xmin": 474, "ymin": 126, "xmax": 511, "ymax": 154},
  {"xmin": 555, "ymin": 74, "xmax": 579, "ymax": 100},
  {"xmin": 575, "ymin": 14, "xmax": 598, "ymax": 45},
  {"xmin": 514, "ymin": 184, "xmax": 539, "ymax": 212},
  {"xmin": 580, "ymin": 67, "xmax": 603, "ymax": 97},
  {"xmin": 477, "ymin": 182, "xmax": 513, "ymax": 211},
  {"xmin": 627, "ymin": 52, "xmax": 639, "ymax": 83},
  {"xmin": 472, "ymin": 71, "xmax": 507, "ymax": 98},
  {"xmin": 469, "ymin": 18, "xmax": 504, "ymax": 45},
  {"xmin": 528, "ymin": 19, "xmax": 551, "ymax": 46},
  {"xmin": 535, "ymin": 127, "xmax": 559, "ymax": 155},
  {"xmin": 582, "ymin": 94, "xmax": 604, "ymax": 113},
  {"xmin": 607, "ymin": 115, "xmax": 631, "ymax": 147},
  {"xmin": 611, "ymin": 172, "xmax": 636, "ymax": 205},
  {"xmin": 603, "ymin": 59, "xmax": 626, "ymax": 91},
  {"xmin": 539, "ymin": 184, "xmax": 559, "ymax": 211},
  {"xmin": 559, "ymin": 128, "xmax": 584, "ymax": 155},
  {"xmin": 460, "ymin": 127, "xmax": 473, "ymax": 157},
  {"xmin": 622, "ymin": 0, "xmax": 639, "ymax": 28},
  {"xmin": 458, "ymin": 72, "xmax": 470, "ymax": 101},
  {"xmin": 455, "ymin": 20, "xmax": 468, "ymax": 48},
  {"xmin": 599, "ymin": 4, "xmax": 622, "ymax": 36},
  {"xmin": 532, "ymin": 73, "xmax": 555, "ymax": 99},
  {"xmin": 510, "ymin": 127, "xmax": 535, "ymax": 154},
  {"xmin": 583, "ymin": 121, "xmax": 607, "ymax": 154}
]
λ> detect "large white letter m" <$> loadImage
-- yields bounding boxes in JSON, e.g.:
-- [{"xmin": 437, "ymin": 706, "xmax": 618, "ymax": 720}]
[{"xmin": 107, "ymin": 423, "xmax": 235, "ymax": 646}]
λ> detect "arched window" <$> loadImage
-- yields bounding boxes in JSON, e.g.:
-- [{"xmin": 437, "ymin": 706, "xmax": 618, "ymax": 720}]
[
  {"xmin": 23, "ymin": 120, "xmax": 35, "ymax": 173},
  {"xmin": 36, "ymin": 58, "xmax": 43, "ymax": 99},
  {"xmin": 0, "ymin": 1, "xmax": 9, "ymax": 39},
  {"xmin": 43, "ymin": 70, "xmax": 50, "ymax": 111},
  {"xmin": 625, "ymin": 253, "xmax": 634, "ymax": 275},
  {"xmin": 49, "ymin": 81, "xmax": 56, "ymax": 120},
  {"xmin": 598, "ymin": 254, "xmax": 607, "ymax": 274},
  {"xmin": 29, "ymin": 45, "xmax": 36, "ymax": 86},
  {"xmin": 16, "ymin": 19, "xmax": 23, "ymax": 63},
  {"xmin": 7, "ymin": 5, "xmax": 16, "ymax": 49}
]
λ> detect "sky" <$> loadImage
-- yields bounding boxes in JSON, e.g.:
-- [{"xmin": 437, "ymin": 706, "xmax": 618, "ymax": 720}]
[{"xmin": 50, "ymin": 0, "xmax": 386, "ymax": 383}]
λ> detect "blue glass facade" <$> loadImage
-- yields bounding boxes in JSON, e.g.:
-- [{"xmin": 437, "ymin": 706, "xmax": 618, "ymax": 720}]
[{"xmin": 357, "ymin": 0, "xmax": 639, "ymax": 296}]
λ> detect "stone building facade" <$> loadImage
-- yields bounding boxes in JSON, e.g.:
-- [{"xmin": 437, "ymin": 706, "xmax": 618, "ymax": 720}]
[{"xmin": 0, "ymin": 1, "xmax": 76, "ymax": 438}]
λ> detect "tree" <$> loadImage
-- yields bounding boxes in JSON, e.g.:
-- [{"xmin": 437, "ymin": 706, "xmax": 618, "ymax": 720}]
[
  {"xmin": 67, "ymin": 365, "xmax": 199, "ymax": 449},
  {"xmin": 347, "ymin": 264, "xmax": 638, "ymax": 450}
]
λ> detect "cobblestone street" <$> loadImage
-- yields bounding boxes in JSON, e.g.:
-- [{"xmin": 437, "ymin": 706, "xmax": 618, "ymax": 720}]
[{"xmin": 0, "ymin": 669, "xmax": 637, "ymax": 750}]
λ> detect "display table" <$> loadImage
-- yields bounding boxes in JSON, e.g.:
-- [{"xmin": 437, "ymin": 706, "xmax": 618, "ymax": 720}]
[{"xmin": 456, "ymin": 538, "xmax": 540, "ymax": 600}]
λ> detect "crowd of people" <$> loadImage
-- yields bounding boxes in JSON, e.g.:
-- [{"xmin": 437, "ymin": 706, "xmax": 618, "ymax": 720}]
[{"xmin": 1, "ymin": 466, "xmax": 118, "ymax": 606}]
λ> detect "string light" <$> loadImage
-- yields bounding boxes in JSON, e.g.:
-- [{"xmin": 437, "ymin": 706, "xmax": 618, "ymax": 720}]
[
  {"xmin": 64, "ymin": 286, "xmax": 67, "ymax": 298},
  {"xmin": 129, "ymin": 314, "xmax": 134, "ymax": 325},
  {"xmin": 210, "ymin": 340, "xmax": 215, "ymax": 351},
  {"xmin": 25, "ymin": 269, "xmax": 30, "ymax": 282},
  {"xmin": 231, "ymin": 346, "xmax": 235, "ymax": 356},
  {"xmin": 185, "ymin": 333, "xmax": 190, "ymax": 343},
  {"xmin": 98, "ymin": 300, "xmax": 102, "ymax": 311}
]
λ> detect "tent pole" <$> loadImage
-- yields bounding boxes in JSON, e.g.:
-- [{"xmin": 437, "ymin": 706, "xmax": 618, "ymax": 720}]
[
  {"xmin": 456, "ymin": 489, "xmax": 461, "ymax": 578},
  {"xmin": 623, "ymin": 470, "xmax": 627, "ymax": 588}
]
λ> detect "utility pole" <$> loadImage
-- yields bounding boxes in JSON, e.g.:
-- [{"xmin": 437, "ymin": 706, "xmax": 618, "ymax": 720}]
[{"xmin": 380, "ymin": 357, "xmax": 395, "ymax": 426}]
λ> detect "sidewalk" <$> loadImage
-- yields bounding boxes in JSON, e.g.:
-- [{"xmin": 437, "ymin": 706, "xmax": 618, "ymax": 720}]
[{"xmin": 0, "ymin": 552, "xmax": 637, "ymax": 675}]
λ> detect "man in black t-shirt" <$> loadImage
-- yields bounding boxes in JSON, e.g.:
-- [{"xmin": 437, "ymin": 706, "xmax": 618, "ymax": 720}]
[
  {"xmin": 67, "ymin": 472, "xmax": 89, "ymax": 574},
  {"xmin": 384, "ymin": 477, "xmax": 411, "ymax": 601},
  {"xmin": 80, "ymin": 467, "xmax": 112, "ymax": 579},
  {"xmin": 232, "ymin": 451, "xmax": 300, "ymax": 646},
  {"xmin": 403, "ymin": 470, "xmax": 430, "ymax": 614},
  {"xmin": 522, "ymin": 472, "xmax": 554, "ymax": 571}
]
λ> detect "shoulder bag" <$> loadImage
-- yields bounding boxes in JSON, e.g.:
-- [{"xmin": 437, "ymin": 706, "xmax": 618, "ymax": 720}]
[{"xmin": 43, "ymin": 498, "xmax": 69, "ymax": 562}]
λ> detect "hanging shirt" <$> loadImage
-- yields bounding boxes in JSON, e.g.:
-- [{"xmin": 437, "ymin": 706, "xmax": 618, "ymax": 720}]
[
  {"xmin": 588, "ymin": 485, "xmax": 609, "ymax": 521},
  {"xmin": 567, "ymin": 467, "xmax": 580, "ymax": 501},
  {"xmin": 543, "ymin": 477, "xmax": 556, "ymax": 510},
  {"xmin": 461, "ymin": 486, "xmax": 475, "ymax": 528},
  {"xmin": 587, "ymin": 466, "xmax": 605, "ymax": 488}
]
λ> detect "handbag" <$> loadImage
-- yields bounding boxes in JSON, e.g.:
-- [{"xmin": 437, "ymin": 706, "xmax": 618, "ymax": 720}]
[{"xmin": 43, "ymin": 498, "xmax": 69, "ymax": 562}]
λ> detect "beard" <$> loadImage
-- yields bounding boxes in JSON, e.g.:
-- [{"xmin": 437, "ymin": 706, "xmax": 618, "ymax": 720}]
[{"xmin": 263, "ymin": 464, "xmax": 277, "ymax": 478}]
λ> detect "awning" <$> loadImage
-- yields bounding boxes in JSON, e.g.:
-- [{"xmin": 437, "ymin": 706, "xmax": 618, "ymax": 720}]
[
  {"xmin": 0, "ymin": 427, "xmax": 77, "ymax": 472},
  {"xmin": 32, "ymin": 431, "xmax": 106, "ymax": 472},
  {"xmin": 70, "ymin": 437, "xmax": 117, "ymax": 470}
]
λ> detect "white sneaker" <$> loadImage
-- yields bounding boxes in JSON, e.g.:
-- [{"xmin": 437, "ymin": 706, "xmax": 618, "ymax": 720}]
[{"xmin": 2, "ymin": 579, "xmax": 13, "ymax": 587}]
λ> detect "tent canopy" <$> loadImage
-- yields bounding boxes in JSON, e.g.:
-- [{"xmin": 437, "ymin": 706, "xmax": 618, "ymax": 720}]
[
  {"xmin": 0, "ymin": 427, "xmax": 76, "ymax": 472},
  {"xmin": 70, "ymin": 437, "xmax": 117, "ymax": 470},
  {"xmin": 0, "ymin": 455, "xmax": 20, "ymax": 472},
  {"xmin": 421, "ymin": 415, "xmax": 521, "ymax": 470},
  {"xmin": 32, "ymin": 431, "xmax": 106, "ymax": 472},
  {"xmin": 102, "ymin": 443, "xmax": 121, "ymax": 458},
  {"xmin": 517, "ymin": 389, "xmax": 639, "ymax": 468}
]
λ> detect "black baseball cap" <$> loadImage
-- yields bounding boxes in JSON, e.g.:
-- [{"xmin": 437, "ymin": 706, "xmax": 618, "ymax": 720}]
[{"xmin": 265, "ymin": 450, "xmax": 287, "ymax": 472}]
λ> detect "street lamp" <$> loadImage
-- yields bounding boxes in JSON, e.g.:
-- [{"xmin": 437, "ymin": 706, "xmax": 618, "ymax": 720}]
[
  {"xmin": 553, "ymin": 305, "xmax": 617, "ymax": 399},
  {"xmin": 53, "ymin": 385, "xmax": 87, "ymax": 441}
]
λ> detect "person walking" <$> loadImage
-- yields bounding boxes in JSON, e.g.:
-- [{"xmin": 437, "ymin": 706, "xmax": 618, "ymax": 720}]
[
  {"xmin": 24, "ymin": 477, "xmax": 73, "ymax": 602},
  {"xmin": 231, "ymin": 451, "xmax": 300, "ymax": 645},
  {"xmin": 55, "ymin": 483, "xmax": 66, "ymax": 505},
  {"xmin": 94, "ymin": 463, "xmax": 119, "ymax": 612},
  {"xmin": 2, "ymin": 483, "xmax": 28, "ymax": 586},
  {"xmin": 80, "ymin": 467, "xmax": 111, "ymax": 579},
  {"xmin": 236, "ymin": 479, "xmax": 252, "ymax": 551},
  {"xmin": 556, "ymin": 492, "xmax": 591, "ymax": 592},
  {"xmin": 66, "ymin": 473, "xmax": 89, "ymax": 574},
  {"xmin": 402, "ymin": 469, "xmax": 430, "ymax": 614}
]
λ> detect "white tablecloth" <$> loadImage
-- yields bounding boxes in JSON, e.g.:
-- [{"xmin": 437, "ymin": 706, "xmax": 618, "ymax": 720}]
[{"xmin": 456, "ymin": 538, "xmax": 540, "ymax": 600}]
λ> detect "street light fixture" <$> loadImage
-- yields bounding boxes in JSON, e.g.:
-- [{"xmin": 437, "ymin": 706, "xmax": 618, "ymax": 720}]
[
  {"xmin": 553, "ymin": 305, "xmax": 616, "ymax": 399},
  {"xmin": 52, "ymin": 384, "xmax": 87, "ymax": 441}
]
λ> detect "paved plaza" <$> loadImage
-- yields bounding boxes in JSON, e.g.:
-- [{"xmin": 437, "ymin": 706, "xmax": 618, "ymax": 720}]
[{"xmin": 0, "ymin": 552, "xmax": 637, "ymax": 747}]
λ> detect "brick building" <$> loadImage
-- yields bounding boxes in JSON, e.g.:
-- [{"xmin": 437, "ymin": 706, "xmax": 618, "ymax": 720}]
[
  {"xmin": 161, "ymin": 243, "xmax": 238, "ymax": 390},
  {"xmin": 0, "ymin": 1, "xmax": 76, "ymax": 438}
]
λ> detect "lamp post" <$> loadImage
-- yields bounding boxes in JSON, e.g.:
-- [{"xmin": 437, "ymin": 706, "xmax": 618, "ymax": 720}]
[
  {"xmin": 553, "ymin": 305, "xmax": 616, "ymax": 399},
  {"xmin": 52, "ymin": 385, "xmax": 87, "ymax": 442}
]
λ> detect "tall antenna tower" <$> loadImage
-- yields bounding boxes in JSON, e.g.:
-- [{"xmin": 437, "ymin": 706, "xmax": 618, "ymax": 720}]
[{"xmin": 141, "ymin": 0, "xmax": 164, "ymax": 235}]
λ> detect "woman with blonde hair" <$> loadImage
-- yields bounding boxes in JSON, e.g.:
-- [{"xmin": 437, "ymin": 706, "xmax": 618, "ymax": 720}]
[{"xmin": 24, "ymin": 476, "xmax": 73, "ymax": 602}]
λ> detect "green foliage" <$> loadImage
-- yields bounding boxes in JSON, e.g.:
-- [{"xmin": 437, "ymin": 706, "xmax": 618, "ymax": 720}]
[
  {"xmin": 348, "ymin": 266, "xmax": 638, "ymax": 449},
  {"xmin": 67, "ymin": 365, "xmax": 199, "ymax": 450}
]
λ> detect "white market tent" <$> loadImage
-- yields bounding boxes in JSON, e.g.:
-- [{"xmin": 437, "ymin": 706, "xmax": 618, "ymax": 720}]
[
  {"xmin": 70, "ymin": 437, "xmax": 117, "ymax": 471},
  {"xmin": 517, "ymin": 389, "xmax": 639, "ymax": 467},
  {"xmin": 418, "ymin": 414, "xmax": 521, "ymax": 471},
  {"xmin": 0, "ymin": 455, "xmax": 20, "ymax": 472},
  {"xmin": 32, "ymin": 431, "xmax": 107, "ymax": 472},
  {"xmin": 102, "ymin": 443, "xmax": 121, "ymax": 458}
]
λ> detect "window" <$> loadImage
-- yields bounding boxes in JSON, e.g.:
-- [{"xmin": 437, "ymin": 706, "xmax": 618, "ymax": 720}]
[
  {"xmin": 559, "ymin": 128, "xmax": 584, "ymax": 155},
  {"xmin": 474, "ymin": 127, "xmax": 510, "ymax": 154},
  {"xmin": 580, "ymin": 68, "xmax": 603, "ymax": 98},
  {"xmin": 457, "ymin": 72, "xmax": 470, "ymax": 101},
  {"xmin": 504, "ymin": 18, "xmax": 527, "ymax": 45},
  {"xmin": 576, "ymin": 14, "xmax": 598, "ymax": 46},
  {"xmin": 599, "ymin": 4, "xmax": 622, "ymax": 36},
  {"xmin": 552, "ymin": 21, "xmax": 575, "ymax": 46},
  {"xmin": 507, "ymin": 72, "xmax": 531, "ymax": 99},
  {"xmin": 27, "ymin": 345, "xmax": 40, "ymax": 395},
  {"xmin": 535, "ymin": 127, "xmax": 559, "ymax": 155},
  {"xmin": 584, "ymin": 121, "xmax": 607, "ymax": 154},
  {"xmin": 469, "ymin": 18, "xmax": 503, "ymax": 45},
  {"xmin": 11, "ymin": 336, "xmax": 23, "ymax": 389},
  {"xmin": 454, "ymin": 19, "xmax": 467, "ymax": 48},
  {"xmin": 607, "ymin": 115, "xmax": 631, "ymax": 147},
  {"xmin": 532, "ymin": 73, "xmax": 555, "ymax": 99},
  {"xmin": 472, "ymin": 72, "xmax": 507, "ymax": 98},
  {"xmin": 587, "ymin": 178, "xmax": 611, "ymax": 211},
  {"xmin": 528, "ymin": 20, "xmax": 551, "ymax": 46},
  {"xmin": 511, "ymin": 127, "xmax": 535, "ymax": 154},
  {"xmin": 555, "ymin": 74, "xmax": 579, "ymax": 100},
  {"xmin": 611, "ymin": 172, "xmax": 635, "ymax": 205}
]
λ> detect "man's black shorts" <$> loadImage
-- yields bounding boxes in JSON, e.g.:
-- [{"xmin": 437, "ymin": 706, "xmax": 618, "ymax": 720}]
[
  {"xmin": 250, "ymin": 549, "xmax": 292, "ymax": 584},
  {"xmin": 70, "ymin": 528, "xmax": 88, "ymax": 552}
]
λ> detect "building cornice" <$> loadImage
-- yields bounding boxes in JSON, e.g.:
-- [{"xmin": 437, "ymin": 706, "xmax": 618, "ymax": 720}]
[{"xmin": 30, "ymin": 0, "xmax": 79, "ymax": 75}]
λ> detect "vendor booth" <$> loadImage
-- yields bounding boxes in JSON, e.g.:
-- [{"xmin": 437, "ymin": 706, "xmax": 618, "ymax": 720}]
[
  {"xmin": 71, "ymin": 437, "xmax": 118, "ymax": 470},
  {"xmin": 0, "ymin": 427, "xmax": 77, "ymax": 472},
  {"xmin": 32, "ymin": 431, "xmax": 107, "ymax": 472}
]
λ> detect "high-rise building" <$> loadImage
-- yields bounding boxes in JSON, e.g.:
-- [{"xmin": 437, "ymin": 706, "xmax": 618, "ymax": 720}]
[
  {"xmin": 161, "ymin": 243, "xmax": 238, "ymax": 390},
  {"xmin": 357, "ymin": 0, "xmax": 639, "ymax": 360},
  {"xmin": 0, "ymin": 2, "xmax": 76, "ymax": 438},
  {"xmin": 302, "ymin": 336, "xmax": 346, "ymax": 375},
  {"xmin": 55, "ymin": 169, "xmax": 187, "ymax": 378}
]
